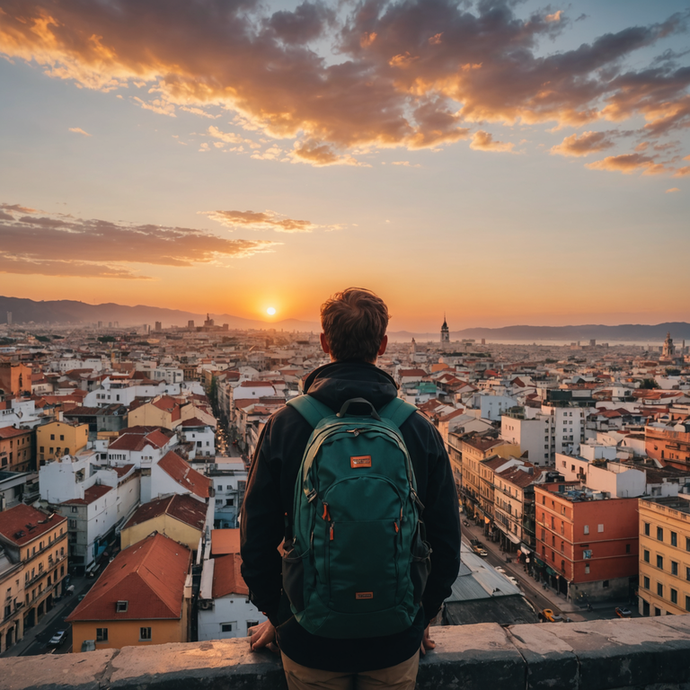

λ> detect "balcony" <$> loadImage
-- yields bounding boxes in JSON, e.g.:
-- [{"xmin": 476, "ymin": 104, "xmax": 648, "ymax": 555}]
[{"xmin": 2, "ymin": 617, "xmax": 690, "ymax": 689}]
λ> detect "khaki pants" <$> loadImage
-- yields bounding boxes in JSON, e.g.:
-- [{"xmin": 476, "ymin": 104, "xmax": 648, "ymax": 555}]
[{"xmin": 281, "ymin": 651, "xmax": 420, "ymax": 690}]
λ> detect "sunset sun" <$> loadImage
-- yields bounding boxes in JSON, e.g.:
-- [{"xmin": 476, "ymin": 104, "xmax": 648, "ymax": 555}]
[{"xmin": 266, "ymin": 307, "xmax": 276, "ymax": 316}]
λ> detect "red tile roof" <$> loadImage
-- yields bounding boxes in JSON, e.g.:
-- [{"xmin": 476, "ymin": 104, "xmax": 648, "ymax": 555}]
[
  {"xmin": 0, "ymin": 426, "xmax": 30, "ymax": 439},
  {"xmin": 124, "ymin": 494, "xmax": 207, "ymax": 531},
  {"xmin": 239, "ymin": 381, "xmax": 275, "ymax": 388},
  {"xmin": 109, "ymin": 428, "xmax": 172, "ymax": 451},
  {"xmin": 210, "ymin": 529, "xmax": 240, "ymax": 557},
  {"xmin": 212, "ymin": 553, "xmax": 248, "ymax": 598},
  {"xmin": 158, "ymin": 451, "xmax": 211, "ymax": 499},
  {"xmin": 113, "ymin": 464, "xmax": 135, "ymax": 478},
  {"xmin": 0, "ymin": 504, "xmax": 66, "ymax": 546},
  {"xmin": 179, "ymin": 417, "xmax": 209, "ymax": 428},
  {"xmin": 66, "ymin": 533, "xmax": 191, "ymax": 622},
  {"xmin": 398, "ymin": 369, "xmax": 428, "ymax": 378},
  {"xmin": 63, "ymin": 484, "xmax": 113, "ymax": 505}
]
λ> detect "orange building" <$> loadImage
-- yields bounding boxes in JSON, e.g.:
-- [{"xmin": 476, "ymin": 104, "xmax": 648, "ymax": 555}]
[
  {"xmin": 534, "ymin": 483, "xmax": 639, "ymax": 604},
  {"xmin": 0, "ymin": 427, "xmax": 34, "ymax": 472},
  {"xmin": 645, "ymin": 425, "xmax": 690, "ymax": 471},
  {"xmin": 67, "ymin": 532, "xmax": 191, "ymax": 652},
  {"xmin": 0, "ymin": 363, "xmax": 32, "ymax": 398},
  {"xmin": 0, "ymin": 504, "xmax": 68, "ymax": 648}
]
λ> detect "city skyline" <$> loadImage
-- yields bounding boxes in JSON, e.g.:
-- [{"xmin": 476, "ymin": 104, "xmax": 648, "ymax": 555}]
[{"xmin": 1, "ymin": 0, "xmax": 689, "ymax": 332}]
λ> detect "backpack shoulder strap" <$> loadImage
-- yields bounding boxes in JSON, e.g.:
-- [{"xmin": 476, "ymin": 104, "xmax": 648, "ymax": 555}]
[
  {"xmin": 286, "ymin": 394, "xmax": 334, "ymax": 429},
  {"xmin": 379, "ymin": 397, "xmax": 418, "ymax": 428}
]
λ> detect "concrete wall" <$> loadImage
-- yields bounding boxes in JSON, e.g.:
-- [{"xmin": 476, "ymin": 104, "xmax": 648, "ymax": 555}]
[{"xmin": 4, "ymin": 617, "xmax": 690, "ymax": 690}]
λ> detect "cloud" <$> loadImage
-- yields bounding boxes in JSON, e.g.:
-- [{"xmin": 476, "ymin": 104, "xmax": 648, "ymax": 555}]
[
  {"xmin": 666, "ymin": 187, "xmax": 680, "ymax": 192},
  {"xmin": 470, "ymin": 130, "xmax": 514, "ymax": 152},
  {"xmin": 203, "ymin": 209, "xmax": 340, "ymax": 233},
  {"xmin": 0, "ymin": 0, "xmax": 688, "ymax": 171},
  {"xmin": 550, "ymin": 131, "xmax": 616, "ymax": 157},
  {"xmin": 289, "ymin": 140, "xmax": 366, "ymax": 167},
  {"xmin": 585, "ymin": 153, "xmax": 660, "ymax": 174},
  {"xmin": 391, "ymin": 160, "xmax": 421, "ymax": 167},
  {"xmin": 0, "ymin": 203, "xmax": 278, "ymax": 279},
  {"xmin": 68, "ymin": 127, "xmax": 91, "ymax": 136}
]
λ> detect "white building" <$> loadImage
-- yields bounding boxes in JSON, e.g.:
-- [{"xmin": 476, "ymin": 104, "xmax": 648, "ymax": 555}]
[
  {"xmin": 501, "ymin": 404, "xmax": 586, "ymax": 466},
  {"xmin": 177, "ymin": 418, "xmax": 216, "ymax": 460},
  {"xmin": 198, "ymin": 552, "xmax": 265, "ymax": 640},
  {"xmin": 473, "ymin": 394, "xmax": 518, "ymax": 422},
  {"xmin": 83, "ymin": 379, "xmax": 181, "ymax": 408}
]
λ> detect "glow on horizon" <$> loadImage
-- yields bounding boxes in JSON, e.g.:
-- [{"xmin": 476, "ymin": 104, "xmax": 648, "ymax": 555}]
[{"xmin": 0, "ymin": 0, "xmax": 688, "ymax": 330}]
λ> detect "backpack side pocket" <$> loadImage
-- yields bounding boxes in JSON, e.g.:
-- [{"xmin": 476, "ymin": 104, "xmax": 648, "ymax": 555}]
[
  {"xmin": 282, "ymin": 542, "xmax": 307, "ymax": 613},
  {"xmin": 410, "ymin": 520, "xmax": 432, "ymax": 603}
]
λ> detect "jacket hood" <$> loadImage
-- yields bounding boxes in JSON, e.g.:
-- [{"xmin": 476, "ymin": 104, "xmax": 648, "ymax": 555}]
[{"xmin": 302, "ymin": 361, "xmax": 398, "ymax": 413}]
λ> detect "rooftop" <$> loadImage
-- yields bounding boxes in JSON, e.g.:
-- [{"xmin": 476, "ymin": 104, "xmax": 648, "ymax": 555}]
[{"xmin": 0, "ymin": 504, "xmax": 66, "ymax": 546}]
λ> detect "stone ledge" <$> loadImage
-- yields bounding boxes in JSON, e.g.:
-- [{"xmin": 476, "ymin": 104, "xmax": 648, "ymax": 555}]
[{"xmin": 3, "ymin": 617, "xmax": 690, "ymax": 690}]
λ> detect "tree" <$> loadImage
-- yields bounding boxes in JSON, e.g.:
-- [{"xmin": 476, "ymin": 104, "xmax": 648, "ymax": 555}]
[{"xmin": 639, "ymin": 379, "xmax": 660, "ymax": 390}]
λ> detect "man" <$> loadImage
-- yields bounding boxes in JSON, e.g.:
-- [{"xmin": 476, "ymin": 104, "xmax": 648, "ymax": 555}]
[{"xmin": 240, "ymin": 288, "xmax": 461, "ymax": 689}]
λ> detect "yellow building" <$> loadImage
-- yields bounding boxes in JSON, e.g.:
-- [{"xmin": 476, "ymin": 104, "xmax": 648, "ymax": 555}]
[
  {"xmin": 36, "ymin": 421, "xmax": 88, "ymax": 464},
  {"xmin": 67, "ymin": 532, "xmax": 191, "ymax": 652},
  {"xmin": 638, "ymin": 496, "xmax": 690, "ymax": 617},
  {"xmin": 120, "ymin": 494, "xmax": 207, "ymax": 553},
  {"xmin": 0, "ymin": 505, "xmax": 69, "ymax": 652},
  {"xmin": 127, "ymin": 395, "xmax": 181, "ymax": 430}
]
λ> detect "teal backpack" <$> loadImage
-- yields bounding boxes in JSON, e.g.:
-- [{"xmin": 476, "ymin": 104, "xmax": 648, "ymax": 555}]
[{"xmin": 282, "ymin": 394, "xmax": 431, "ymax": 639}]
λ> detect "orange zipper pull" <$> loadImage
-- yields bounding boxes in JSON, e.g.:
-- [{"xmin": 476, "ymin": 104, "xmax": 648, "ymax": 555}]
[
  {"xmin": 322, "ymin": 502, "xmax": 330, "ymax": 521},
  {"xmin": 394, "ymin": 521, "xmax": 399, "ymax": 533},
  {"xmin": 330, "ymin": 524, "xmax": 334, "ymax": 541}
]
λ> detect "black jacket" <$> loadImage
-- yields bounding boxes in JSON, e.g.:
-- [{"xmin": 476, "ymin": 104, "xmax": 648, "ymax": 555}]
[{"xmin": 240, "ymin": 361, "xmax": 461, "ymax": 672}]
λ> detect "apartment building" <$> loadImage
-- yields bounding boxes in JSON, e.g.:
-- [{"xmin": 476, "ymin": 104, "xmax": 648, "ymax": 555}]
[
  {"xmin": 645, "ymin": 423, "xmax": 690, "ymax": 471},
  {"xmin": 0, "ymin": 426, "xmax": 33, "ymax": 473},
  {"xmin": 0, "ymin": 505, "xmax": 68, "ymax": 642},
  {"xmin": 494, "ymin": 463, "xmax": 541, "ymax": 552},
  {"xmin": 36, "ymin": 421, "xmax": 88, "ymax": 464},
  {"xmin": 534, "ymin": 483, "xmax": 639, "ymax": 603},
  {"xmin": 501, "ymin": 403, "xmax": 586, "ymax": 466},
  {"xmin": 638, "ymin": 495, "xmax": 690, "ymax": 617}
]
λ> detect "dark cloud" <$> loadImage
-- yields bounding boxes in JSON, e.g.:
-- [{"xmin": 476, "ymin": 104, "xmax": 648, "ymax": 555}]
[
  {"xmin": 0, "ymin": 0, "xmax": 688, "ymax": 171},
  {"xmin": 0, "ymin": 204, "xmax": 278, "ymax": 279}
]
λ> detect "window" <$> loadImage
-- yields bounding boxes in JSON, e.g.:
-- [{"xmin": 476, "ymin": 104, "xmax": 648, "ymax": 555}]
[
  {"xmin": 686, "ymin": 537, "xmax": 690, "ymax": 552},
  {"xmin": 671, "ymin": 531, "xmax": 678, "ymax": 547},
  {"xmin": 221, "ymin": 623, "xmax": 233, "ymax": 632},
  {"xmin": 246, "ymin": 621, "xmax": 259, "ymax": 632},
  {"xmin": 583, "ymin": 525, "xmax": 589, "ymax": 535},
  {"xmin": 218, "ymin": 485, "xmax": 223, "ymax": 491},
  {"xmin": 626, "ymin": 544, "xmax": 631, "ymax": 554},
  {"xmin": 598, "ymin": 524, "xmax": 604, "ymax": 533},
  {"xmin": 686, "ymin": 596, "xmax": 690, "ymax": 612},
  {"xmin": 657, "ymin": 583, "xmax": 663, "ymax": 597},
  {"xmin": 643, "ymin": 576, "xmax": 650, "ymax": 589},
  {"xmin": 671, "ymin": 588, "xmax": 678, "ymax": 605},
  {"xmin": 657, "ymin": 555, "xmax": 664, "ymax": 569},
  {"xmin": 585, "ymin": 564, "xmax": 590, "ymax": 574},
  {"xmin": 116, "ymin": 600, "xmax": 128, "ymax": 612},
  {"xmin": 672, "ymin": 561, "xmax": 679, "ymax": 576},
  {"xmin": 96, "ymin": 628, "xmax": 108, "ymax": 642},
  {"xmin": 603, "ymin": 580, "xmax": 609, "ymax": 588},
  {"xmin": 50, "ymin": 434, "xmax": 55, "ymax": 440},
  {"xmin": 40, "ymin": 446, "xmax": 44, "ymax": 453},
  {"xmin": 71, "ymin": 506, "xmax": 78, "ymax": 513},
  {"xmin": 657, "ymin": 527, "xmax": 664, "ymax": 541},
  {"xmin": 69, "ymin": 519, "xmax": 77, "ymax": 529},
  {"xmin": 140, "ymin": 627, "xmax": 152, "ymax": 641},
  {"xmin": 60, "ymin": 435, "xmax": 64, "ymax": 441}
]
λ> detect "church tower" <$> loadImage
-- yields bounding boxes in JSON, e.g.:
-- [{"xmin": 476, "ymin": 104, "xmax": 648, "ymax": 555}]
[
  {"xmin": 662, "ymin": 332, "xmax": 675, "ymax": 359},
  {"xmin": 440, "ymin": 315, "xmax": 450, "ymax": 345}
]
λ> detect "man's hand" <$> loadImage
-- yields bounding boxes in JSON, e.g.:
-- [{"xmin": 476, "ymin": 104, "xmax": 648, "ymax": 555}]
[
  {"xmin": 248, "ymin": 620, "xmax": 278, "ymax": 653},
  {"xmin": 420, "ymin": 624, "xmax": 436, "ymax": 656}
]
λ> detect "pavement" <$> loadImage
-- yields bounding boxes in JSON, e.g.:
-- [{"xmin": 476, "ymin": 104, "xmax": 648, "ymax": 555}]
[
  {"xmin": 1, "ymin": 574, "xmax": 93, "ymax": 658},
  {"xmin": 460, "ymin": 517, "xmax": 636, "ymax": 621}
]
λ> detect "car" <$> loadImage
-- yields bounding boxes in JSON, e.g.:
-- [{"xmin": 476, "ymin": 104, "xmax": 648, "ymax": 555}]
[
  {"xmin": 48, "ymin": 630, "xmax": 67, "ymax": 647},
  {"xmin": 541, "ymin": 609, "xmax": 564, "ymax": 623},
  {"xmin": 477, "ymin": 549, "xmax": 488, "ymax": 557},
  {"xmin": 615, "ymin": 607, "xmax": 632, "ymax": 618},
  {"xmin": 495, "ymin": 567, "xmax": 506, "ymax": 574},
  {"xmin": 508, "ymin": 576, "xmax": 520, "ymax": 588}
]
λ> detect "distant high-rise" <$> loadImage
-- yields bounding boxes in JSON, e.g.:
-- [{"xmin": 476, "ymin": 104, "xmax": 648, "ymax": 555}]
[
  {"xmin": 188, "ymin": 320, "xmax": 195, "ymax": 328},
  {"xmin": 155, "ymin": 321, "xmax": 162, "ymax": 332},
  {"xmin": 6, "ymin": 311, "xmax": 11, "ymax": 326},
  {"xmin": 440, "ymin": 315, "xmax": 450, "ymax": 345},
  {"xmin": 204, "ymin": 313, "xmax": 215, "ymax": 328}
]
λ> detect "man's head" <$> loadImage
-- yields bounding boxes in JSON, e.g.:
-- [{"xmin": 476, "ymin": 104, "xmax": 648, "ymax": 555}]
[{"xmin": 320, "ymin": 288, "xmax": 389, "ymax": 363}]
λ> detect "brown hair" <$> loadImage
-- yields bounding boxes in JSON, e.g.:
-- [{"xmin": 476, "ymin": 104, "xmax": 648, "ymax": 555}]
[{"xmin": 320, "ymin": 288, "xmax": 389, "ymax": 363}]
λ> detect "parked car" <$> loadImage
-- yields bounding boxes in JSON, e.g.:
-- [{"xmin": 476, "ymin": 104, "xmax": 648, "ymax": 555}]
[
  {"xmin": 508, "ymin": 576, "xmax": 520, "ymax": 588},
  {"xmin": 615, "ymin": 607, "xmax": 632, "ymax": 618},
  {"xmin": 477, "ymin": 549, "xmax": 489, "ymax": 557},
  {"xmin": 541, "ymin": 609, "xmax": 564, "ymax": 623},
  {"xmin": 48, "ymin": 630, "xmax": 67, "ymax": 647}
]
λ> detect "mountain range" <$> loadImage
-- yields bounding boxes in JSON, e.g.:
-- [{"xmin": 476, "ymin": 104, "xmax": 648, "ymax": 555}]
[{"xmin": 1, "ymin": 296, "xmax": 687, "ymax": 343}]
